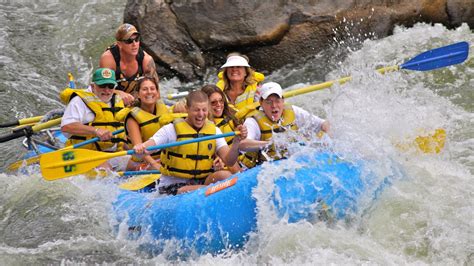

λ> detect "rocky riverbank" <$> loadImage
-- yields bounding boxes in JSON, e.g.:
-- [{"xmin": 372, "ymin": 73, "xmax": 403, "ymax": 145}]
[{"xmin": 123, "ymin": 0, "xmax": 473, "ymax": 81}]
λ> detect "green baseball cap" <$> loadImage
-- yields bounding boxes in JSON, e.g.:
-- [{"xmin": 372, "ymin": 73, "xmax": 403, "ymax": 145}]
[{"xmin": 92, "ymin": 68, "xmax": 117, "ymax": 86}]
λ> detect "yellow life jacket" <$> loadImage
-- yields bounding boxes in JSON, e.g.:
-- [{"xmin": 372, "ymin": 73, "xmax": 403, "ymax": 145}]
[
  {"xmin": 120, "ymin": 101, "xmax": 171, "ymax": 141},
  {"xmin": 60, "ymin": 88, "xmax": 125, "ymax": 151},
  {"xmin": 214, "ymin": 116, "xmax": 236, "ymax": 145},
  {"xmin": 216, "ymin": 71, "xmax": 264, "ymax": 111},
  {"xmin": 160, "ymin": 118, "xmax": 216, "ymax": 179},
  {"xmin": 241, "ymin": 104, "xmax": 297, "ymax": 168}
]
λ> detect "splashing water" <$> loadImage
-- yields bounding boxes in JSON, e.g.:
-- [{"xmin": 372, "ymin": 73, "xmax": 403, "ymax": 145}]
[{"xmin": 0, "ymin": 0, "xmax": 472, "ymax": 264}]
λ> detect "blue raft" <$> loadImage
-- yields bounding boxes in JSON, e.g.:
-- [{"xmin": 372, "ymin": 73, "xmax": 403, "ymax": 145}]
[{"xmin": 113, "ymin": 151, "xmax": 366, "ymax": 255}]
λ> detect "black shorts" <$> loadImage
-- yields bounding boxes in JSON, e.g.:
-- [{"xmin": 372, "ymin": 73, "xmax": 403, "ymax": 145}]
[{"xmin": 158, "ymin": 178, "xmax": 205, "ymax": 195}]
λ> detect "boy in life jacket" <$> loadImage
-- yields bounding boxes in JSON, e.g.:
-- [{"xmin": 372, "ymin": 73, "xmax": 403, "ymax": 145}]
[
  {"xmin": 240, "ymin": 82, "xmax": 330, "ymax": 169},
  {"xmin": 60, "ymin": 68, "xmax": 132, "ymax": 171},
  {"xmin": 133, "ymin": 90, "xmax": 248, "ymax": 195}
]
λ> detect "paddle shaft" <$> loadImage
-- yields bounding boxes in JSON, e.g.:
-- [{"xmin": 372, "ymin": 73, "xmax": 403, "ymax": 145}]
[
  {"xmin": 119, "ymin": 170, "xmax": 160, "ymax": 176},
  {"xmin": 7, "ymin": 128, "xmax": 125, "ymax": 171},
  {"xmin": 67, "ymin": 128, "xmax": 125, "ymax": 150},
  {"xmin": 0, "ymin": 118, "xmax": 61, "ymax": 143},
  {"xmin": 43, "ymin": 131, "xmax": 238, "ymax": 169},
  {"xmin": 0, "ymin": 116, "xmax": 43, "ymax": 128},
  {"xmin": 167, "ymin": 42, "xmax": 468, "ymax": 103}
]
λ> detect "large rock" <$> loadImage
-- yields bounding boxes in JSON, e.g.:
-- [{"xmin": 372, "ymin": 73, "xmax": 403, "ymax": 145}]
[{"xmin": 124, "ymin": 0, "xmax": 474, "ymax": 81}]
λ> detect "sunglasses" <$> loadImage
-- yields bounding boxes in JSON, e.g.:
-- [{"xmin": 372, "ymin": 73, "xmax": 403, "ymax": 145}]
[
  {"xmin": 121, "ymin": 36, "xmax": 140, "ymax": 44},
  {"xmin": 98, "ymin": 84, "xmax": 116, "ymax": 89},
  {"xmin": 210, "ymin": 99, "xmax": 224, "ymax": 107}
]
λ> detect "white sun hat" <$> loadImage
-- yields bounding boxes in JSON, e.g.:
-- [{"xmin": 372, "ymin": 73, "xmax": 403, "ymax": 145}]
[
  {"xmin": 258, "ymin": 82, "xmax": 283, "ymax": 100},
  {"xmin": 220, "ymin": 55, "xmax": 250, "ymax": 68}
]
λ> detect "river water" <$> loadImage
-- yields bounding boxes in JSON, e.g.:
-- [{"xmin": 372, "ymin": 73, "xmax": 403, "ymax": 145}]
[{"xmin": 0, "ymin": 1, "xmax": 472, "ymax": 264}]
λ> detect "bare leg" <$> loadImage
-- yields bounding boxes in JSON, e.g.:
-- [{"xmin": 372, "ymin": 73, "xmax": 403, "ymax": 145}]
[
  {"xmin": 177, "ymin": 185, "xmax": 205, "ymax": 194},
  {"xmin": 204, "ymin": 170, "xmax": 232, "ymax": 185}
]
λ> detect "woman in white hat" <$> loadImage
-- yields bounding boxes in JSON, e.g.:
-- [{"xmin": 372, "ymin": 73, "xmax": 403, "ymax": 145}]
[{"xmin": 216, "ymin": 52, "xmax": 265, "ymax": 112}]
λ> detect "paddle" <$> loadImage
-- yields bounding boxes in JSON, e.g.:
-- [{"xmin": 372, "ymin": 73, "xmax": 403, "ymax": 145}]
[
  {"xmin": 85, "ymin": 168, "xmax": 160, "ymax": 178},
  {"xmin": 0, "ymin": 116, "xmax": 44, "ymax": 128},
  {"xmin": 7, "ymin": 128, "xmax": 125, "ymax": 171},
  {"xmin": 82, "ymin": 168, "xmax": 160, "ymax": 190},
  {"xmin": 395, "ymin": 128, "xmax": 446, "ymax": 154},
  {"xmin": 235, "ymin": 41, "xmax": 469, "ymax": 119},
  {"xmin": 40, "ymin": 131, "xmax": 238, "ymax": 180},
  {"xmin": 165, "ymin": 42, "xmax": 469, "ymax": 102},
  {"xmin": 119, "ymin": 170, "xmax": 160, "ymax": 176},
  {"xmin": 119, "ymin": 174, "xmax": 161, "ymax": 191},
  {"xmin": 0, "ymin": 118, "xmax": 62, "ymax": 143}
]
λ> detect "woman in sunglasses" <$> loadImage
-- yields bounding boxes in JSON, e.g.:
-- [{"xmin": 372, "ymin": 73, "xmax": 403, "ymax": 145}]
[
  {"xmin": 100, "ymin": 23, "xmax": 158, "ymax": 106},
  {"xmin": 60, "ymin": 68, "xmax": 131, "ymax": 171},
  {"xmin": 201, "ymin": 84, "xmax": 242, "ymax": 173}
]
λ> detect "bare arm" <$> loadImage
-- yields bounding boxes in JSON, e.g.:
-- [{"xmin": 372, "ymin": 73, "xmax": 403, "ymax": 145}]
[
  {"xmin": 126, "ymin": 118, "xmax": 160, "ymax": 170},
  {"xmin": 321, "ymin": 120, "xmax": 330, "ymax": 133},
  {"xmin": 217, "ymin": 125, "xmax": 248, "ymax": 166},
  {"xmin": 61, "ymin": 122, "xmax": 112, "ymax": 141},
  {"xmin": 238, "ymin": 138, "xmax": 269, "ymax": 152},
  {"xmin": 99, "ymin": 50, "xmax": 116, "ymax": 69},
  {"xmin": 143, "ymin": 52, "xmax": 160, "ymax": 82}
]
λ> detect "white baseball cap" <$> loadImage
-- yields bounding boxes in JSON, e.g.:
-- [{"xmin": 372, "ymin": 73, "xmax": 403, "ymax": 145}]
[
  {"xmin": 258, "ymin": 82, "xmax": 283, "ymax": 100},
  {"xmin": 220, "ymin": 55, "xmax": 250, "ymax": 68}
]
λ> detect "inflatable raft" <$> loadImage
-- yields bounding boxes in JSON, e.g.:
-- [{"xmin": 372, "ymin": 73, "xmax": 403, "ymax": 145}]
[{"xmin": 113, "ymin": 151, "xmax": 366, "ymax": 255}]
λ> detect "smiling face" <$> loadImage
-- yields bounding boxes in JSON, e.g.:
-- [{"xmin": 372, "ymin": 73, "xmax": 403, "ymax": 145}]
[
  {"xmin": 209, "ymin": 92, "xmax": 224, "ymax": 117},
  {"xmin": 260, "ymin": 94, "xmax": 284, "ymax": 122},
  {"xmin": 92, "ymin": 83, "xmax": 115, "ymax": 103},
  {"xmin": 138, "ymin": 79, "xmax": 159, "ymax": 107},
  {"xmin": 225, "ymin": 66, "xmax": 246, "ymax": 83},
  {"xmin": 186, "ymin": 100, "xmax": 209, "ymax": 130}
]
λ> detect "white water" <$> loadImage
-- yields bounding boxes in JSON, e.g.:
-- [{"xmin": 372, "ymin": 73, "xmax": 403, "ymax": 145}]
[{"xmin": 0, "ymin": 1, "xmax": 472, "ymax": 264}]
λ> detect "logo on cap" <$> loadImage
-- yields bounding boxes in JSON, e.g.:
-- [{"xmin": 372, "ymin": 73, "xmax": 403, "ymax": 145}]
[
  {"xmin": 101, "ymin": 69, "xmax": 113, "ymax": 79},
  {"xmin": 123, "ymin": 23, "xmax": 133, "ymax": 32}
]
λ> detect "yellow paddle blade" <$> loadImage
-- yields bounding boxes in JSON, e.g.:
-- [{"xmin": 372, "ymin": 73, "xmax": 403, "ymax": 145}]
[
  {"xmin": 414, "ymin": 128, "xmax": 446, "ymax": 154},
  {"xmin": 119, "ymin": 174, "xmax": 160, "ymax": 191},
  {"xmin": 40, "ymin": 149, "xmax": 128, "ymax": 181},
  {"xmin": 395, "ymin": 128, "xmax": 446, "ymax": 154}
]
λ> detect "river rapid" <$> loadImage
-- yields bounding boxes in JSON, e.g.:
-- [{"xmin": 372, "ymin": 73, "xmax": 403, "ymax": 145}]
[{"xmin": 0, "ymin": 1, "xmax": 472, "ymax": 264}]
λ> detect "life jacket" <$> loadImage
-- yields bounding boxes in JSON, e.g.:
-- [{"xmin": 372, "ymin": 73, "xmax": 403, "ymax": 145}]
[
  {"xmin": 118, "ymin": 101, "xmax": 170, "ymax": 141},
  {"xmin": 160, "ymin": 118, "xmax": 216, "ymax": 179},
  {"xmin": 108, "ymin": 44, "xmax": 145, "ymax": 93},
  {"xmin": 116, "ymin": 101, "xmax": 184, "ymax": 161},
  {"xmin": 216, "ymin": 71, "xmax": 264, "ymax": 111},
  {"xmin": 214, "ymin": 116, "xmax": 236, "ymax": 145},
  {"xmin": 240, "ymin": 104, "xmax": 297, "ymax": 168},
  {"xmin": 60, "ymin": 88, "xmax": 125, "ymax": 151}
]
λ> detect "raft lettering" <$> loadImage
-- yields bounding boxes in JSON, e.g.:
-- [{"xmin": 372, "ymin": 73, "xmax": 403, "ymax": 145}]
[{"xmin": 205, "ymin": 177, "xmax": 237, "ymax": 196}]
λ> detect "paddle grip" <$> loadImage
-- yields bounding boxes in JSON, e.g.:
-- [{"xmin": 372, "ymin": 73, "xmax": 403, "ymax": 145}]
[
  {"xmin": 0, "ymin": 121, "xmax": 19, "ymax": 128},
  {"xmin": 0, "ymin": 129, "xmax": 27, "ymax": 143}
]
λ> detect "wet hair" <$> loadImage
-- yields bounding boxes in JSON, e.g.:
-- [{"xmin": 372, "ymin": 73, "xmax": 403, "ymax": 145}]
[
  {"xmin": 132, "ymin": 75, "xmax": 160, "ymax": 107},
  {"xmin": 221, "ymin": 52, "xmax": 257, "ymax": 92},
  {"xmin": 185, "ymin": 90, "xmax": 208, "ymax": 108},
  {"xmin": 200, "ymin": 84, "xmax": 239, "ymax": 125}
]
